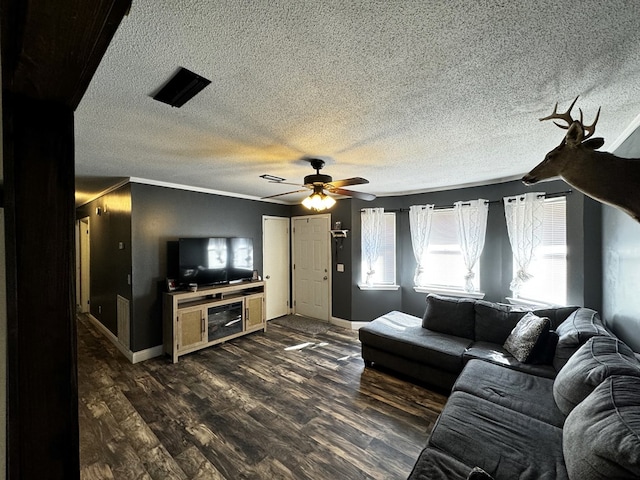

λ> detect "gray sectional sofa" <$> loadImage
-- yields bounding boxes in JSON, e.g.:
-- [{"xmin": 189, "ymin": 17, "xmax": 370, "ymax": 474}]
[{"xmin": 358, "ymin": 294, "xmax": 640, "ymax": 480}]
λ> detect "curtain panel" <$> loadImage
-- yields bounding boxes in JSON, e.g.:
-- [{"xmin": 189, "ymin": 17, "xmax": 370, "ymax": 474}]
[
  {"xmin": 409, "ymin": 204, "xmax": 435, "ymax": 286},
  {"xmin": 454, "ymin": 199, "xmax": 489, "ymax": 292},
  {"xmin": 504, "ymin": 192, "xmax": 545, "ymax": 296}
]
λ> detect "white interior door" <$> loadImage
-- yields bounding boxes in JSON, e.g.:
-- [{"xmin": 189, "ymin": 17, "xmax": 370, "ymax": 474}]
[
  {"xmin": 292, "ymin": 214, "xmax": 331, "ymax": 321},
  {"xmin": 262, "ymin": 216, "xmax": 290, "ymax": 320},
  {"xmin": 79, "ymin": 217, "xmax": 91, "ymax": 313}
]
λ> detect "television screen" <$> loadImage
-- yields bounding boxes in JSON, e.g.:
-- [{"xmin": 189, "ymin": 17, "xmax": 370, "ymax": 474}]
[
  {"xmin": 228, "ymin": 237, "xmax": 254, "ymax": 283},
  {"xmin": 178, "ymin": 237, "xmax": 254, "ymax": 286}
]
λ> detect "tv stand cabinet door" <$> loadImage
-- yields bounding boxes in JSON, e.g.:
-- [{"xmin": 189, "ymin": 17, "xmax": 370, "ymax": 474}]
[
  {"xmin": 245, "ymin": 294, "xmax": 265, "ymax": 330},
  {"xmin": 177, "ymin": 306, "xmax": 206, "ymax": 352}
]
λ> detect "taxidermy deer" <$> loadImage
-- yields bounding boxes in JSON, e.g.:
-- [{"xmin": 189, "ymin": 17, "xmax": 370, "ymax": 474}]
[{"xmin": 522, "ymin": 96, "xmax": 640, "ymax": 222}]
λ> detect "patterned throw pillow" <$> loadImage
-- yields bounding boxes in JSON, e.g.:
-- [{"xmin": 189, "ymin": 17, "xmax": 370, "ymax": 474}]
[{"xmin": 503, "ymin": 312, "xmax": 551, "ymax": 363}]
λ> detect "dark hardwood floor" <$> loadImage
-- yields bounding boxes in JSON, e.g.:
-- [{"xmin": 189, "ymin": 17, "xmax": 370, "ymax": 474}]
[{"xmin": 78, "ymin": 315, "xmax": 447, "ymax": 479}]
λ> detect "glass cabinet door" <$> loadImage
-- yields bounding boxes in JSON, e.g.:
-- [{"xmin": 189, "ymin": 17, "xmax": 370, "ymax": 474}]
[{"xmin": 207, "ymin": 300, "xmax": 243, "ymax": 342}]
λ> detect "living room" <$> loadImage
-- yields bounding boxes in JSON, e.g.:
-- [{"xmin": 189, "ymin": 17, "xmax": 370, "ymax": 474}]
[{"xmin": 3, "ymin": 1, "xmax": 640, "ymax": 479}]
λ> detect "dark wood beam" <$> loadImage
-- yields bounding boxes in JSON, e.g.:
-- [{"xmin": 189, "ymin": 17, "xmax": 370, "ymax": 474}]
[
  {"xmin": 1, "ymin": 0, "xmax": 131, "ymax": 478},
  {"xmin": 2, "ymin": 0, "xmax": 131, "ymax": 110}
]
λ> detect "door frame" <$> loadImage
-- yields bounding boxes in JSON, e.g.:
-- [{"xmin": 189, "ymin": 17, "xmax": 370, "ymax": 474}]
[
  {"xmin": 262, "ymin": 215, "xmax": 291, "ymax": 320},
  {"xmin": 76, "ymin": 217, "xmax": 91, "ymax": 314},
  {"xmin": 291, "ymin": 213, "xmax": 332, "ymax": 321}
]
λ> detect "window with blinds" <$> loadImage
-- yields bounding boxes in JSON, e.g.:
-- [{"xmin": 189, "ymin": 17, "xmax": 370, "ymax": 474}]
[
  {"xmin": 516, "ymin": 196, "xmax": 567, "ymax": 305},
  {"xmin": 360, "ymin": 212, "xmax": 397, "ymax": 285},
  {"xmin": 422, "ymin": 209, "xmax": 479, "ymax": 290}
]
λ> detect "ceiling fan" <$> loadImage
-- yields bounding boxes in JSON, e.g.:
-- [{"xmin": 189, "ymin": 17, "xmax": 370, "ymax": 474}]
[{"xmin": 261, "ymin": 158, "xmax": 376, "ymax": 210}]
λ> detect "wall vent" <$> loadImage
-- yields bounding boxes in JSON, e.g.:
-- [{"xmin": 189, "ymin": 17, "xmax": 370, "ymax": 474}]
[{"xmin": 152, "ymin": 67, "xmax": 211, "ymax": 108}]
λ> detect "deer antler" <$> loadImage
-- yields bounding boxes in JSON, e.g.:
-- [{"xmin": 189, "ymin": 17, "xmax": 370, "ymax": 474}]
[
  {"xmin": 539, "ymin": 96, "xmax": 579, "ymax": 129},
  {"xmin": 579, "ymin": 106, "xmax": 601, "ymax": 140},
  {"xmin": 540, "ymin": 96, "xmax": 601, "ymax": 140}
]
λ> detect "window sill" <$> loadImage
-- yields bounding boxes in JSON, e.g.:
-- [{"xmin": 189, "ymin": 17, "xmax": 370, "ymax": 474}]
[
  {"xmin": 358, "ymin": 284, "xmax": 400, "ymax": 291},
  {"xmin": 413, "ymin": 286, "xmax": 485, "ymax": 299},
  {"xmin": 505, "ymin": 296, "xmax": 559, "ymax": 308}
]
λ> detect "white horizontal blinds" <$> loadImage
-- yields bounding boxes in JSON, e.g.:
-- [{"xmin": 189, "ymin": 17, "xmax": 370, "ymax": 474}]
[
  {"xmin": 517, "ymin": 196, "xmax": 567, "ymax": 304},
  {"xmin": 379, "ymin": 213, "xmax": 397, "ymax": 284},
  {"xmin": 423, "ymin": 209, "xmax": 477, "ymax": 289},
  {"xmin": 360, "ymin": 211, "xmax": 396, "ymax": 285},
  {"xmin": 361, "ymin": 207, "xmax": 384, "ymax": 285}
]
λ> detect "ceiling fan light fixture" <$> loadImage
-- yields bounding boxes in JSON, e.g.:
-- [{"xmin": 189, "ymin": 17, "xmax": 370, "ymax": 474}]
[{"xmin": 302, "ymin": 187, "xmax": 336, "ymax": 211}]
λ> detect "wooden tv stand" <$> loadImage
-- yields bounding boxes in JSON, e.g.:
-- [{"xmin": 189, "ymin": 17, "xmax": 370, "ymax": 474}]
[{"xmin": 163, "ymin": 281, "xmax": 265, "ymax": 363}]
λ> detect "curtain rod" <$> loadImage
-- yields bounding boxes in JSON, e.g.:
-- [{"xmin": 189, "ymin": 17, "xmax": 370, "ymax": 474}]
[{"xmin": 360, "ymin": 189, "xmax": 573, "ymax": 212}]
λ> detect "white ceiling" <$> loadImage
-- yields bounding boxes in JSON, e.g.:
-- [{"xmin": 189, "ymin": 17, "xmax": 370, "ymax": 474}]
[{"xmin": 74, "ymin": 0, "xmax": 640, "ymax": 206}]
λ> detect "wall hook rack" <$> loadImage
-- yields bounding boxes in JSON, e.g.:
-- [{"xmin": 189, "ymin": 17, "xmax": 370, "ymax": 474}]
[{"xmin": 330, "ymin": 229, "xmax": 349, "ymax": 238}]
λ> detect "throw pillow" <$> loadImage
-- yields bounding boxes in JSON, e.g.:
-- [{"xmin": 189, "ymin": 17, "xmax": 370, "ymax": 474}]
[
  {"xmin": 563, "ymin": 375, "xmax": 640, "ymax": 480},
  {"xmin": 422, "ymin": 294, "xmax": 475, "ymax": 338},
  {"xmin": 553, "ymin": 335, "xmax": 640, "ymax": 415},
  {"xmin": 502, "ymin": 312, "xmax": 550, "ymax": 363}
]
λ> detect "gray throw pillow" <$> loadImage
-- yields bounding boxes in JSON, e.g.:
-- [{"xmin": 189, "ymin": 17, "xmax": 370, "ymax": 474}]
[
  {"xmin": 563, "ymin": 375, "xmax": 640, "ymax": 480},
  {"xmin": 502, "ymin": 312, "xmax": 550, "ymax": 363},
  {"xmin": 422, "ymin": 294, "xmax": 475, "ymax": 339},
  {"xmin": 553, "ymin": 335, "xmax": 640, "ymax": 415}
]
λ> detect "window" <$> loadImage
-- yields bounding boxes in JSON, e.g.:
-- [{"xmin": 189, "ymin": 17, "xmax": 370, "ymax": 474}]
[
  {"xmin": 422, "ymin": 209, "xmax": 479, "ymax": 291},
  {"xmin": 515, "ymin": 197, "xmax": 567, "ymax": 305},
  {"xmin": 360, "ymin": 212, "xmax": 397, "ymax": 287}
]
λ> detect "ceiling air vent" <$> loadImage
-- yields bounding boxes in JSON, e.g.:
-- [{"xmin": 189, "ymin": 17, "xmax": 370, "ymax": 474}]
[{"xmin": 152, "ymin": 67, "xmax": 211, "ymax": 108}]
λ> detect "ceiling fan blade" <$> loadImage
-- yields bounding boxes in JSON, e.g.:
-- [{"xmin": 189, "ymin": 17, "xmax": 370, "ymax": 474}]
[
  {"xmin": 329, "ymin": 187, "xmax": 376, "ymax": 201},
  {"xmin": 326, "ymin": 177, "xmax": 369, "ymax": 188},
  {"xmin": 261, "ymin": 188, "xmax": 309, "ymax": 200}
]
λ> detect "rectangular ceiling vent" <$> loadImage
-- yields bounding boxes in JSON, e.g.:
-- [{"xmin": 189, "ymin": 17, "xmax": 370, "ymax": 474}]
[{"xmin": 152, "ymin": 67, "xmax": 211, "ymax": 108}]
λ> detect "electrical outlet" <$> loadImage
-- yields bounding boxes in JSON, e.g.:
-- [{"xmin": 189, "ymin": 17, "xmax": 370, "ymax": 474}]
[{"xmin": 98, "ymin": 305, "xmax": 102, "ymax": 314}]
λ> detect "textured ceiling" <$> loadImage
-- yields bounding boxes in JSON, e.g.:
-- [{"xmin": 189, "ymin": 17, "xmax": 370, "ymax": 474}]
[{"xmin": 74, "ymin": 0, "xmax": 640, "ymax": 206}]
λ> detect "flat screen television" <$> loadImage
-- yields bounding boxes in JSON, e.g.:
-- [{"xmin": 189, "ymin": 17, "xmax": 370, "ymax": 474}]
[{"xmin": 178, "ymin": 237, "xmax": 254, "ymax": 287}]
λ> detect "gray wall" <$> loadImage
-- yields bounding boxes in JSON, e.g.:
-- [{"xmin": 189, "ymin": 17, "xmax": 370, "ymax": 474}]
[
  {"xmin": 76, "ymin": 184, "xmax": 133, "ymax": 335},
  {"xmin": 81, "ymin": 166, "xmax": 618, "ymax": 352},
  {"xmin": 333, "ymin": 178, "xmax": 602, "ymax": 322},
  {"xmin": 130, "ymin": 183, "xmax": 291, "ymax": 351},
  {"xmin": 603, "ymin": 124, "xmax": 640, "ymax": 351}
]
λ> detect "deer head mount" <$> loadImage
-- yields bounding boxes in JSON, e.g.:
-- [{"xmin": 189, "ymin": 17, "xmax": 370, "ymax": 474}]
[{"xmin": 523, "ymin": 96, "xmax": 640, "ymax": 222}]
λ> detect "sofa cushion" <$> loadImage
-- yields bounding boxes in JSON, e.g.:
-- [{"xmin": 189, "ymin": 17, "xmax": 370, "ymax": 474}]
[
  {"xmin": 563, "ymin": 375, "xmax": 640, "ymax": 480},
  {"xmin": 463, "ymin": 342, "xmax": 557, "ymax": 378},
  {"xmin": 553, "ymin": 336, "xmax": 640, "ymax": 415},
  {"xmin": 359, "ymin": 310, "xmax": 472, "ymax": 373},
  {"xmin": 407, "ymin": 446, "xmax": 474, "ymax": 480},
  {"xmin": 422, "ymin": 294, "xmax": 476, "ymax": 339},
  {"xmin": 473, "ymin": 300, "xmax": 528, "ymax": 344},
  {"xmin": 553, "ymin": 308, "xmax": 611, "ymax": 371},
  {"xmin": 428, "ymin": 391, "xmax": 568, "ymax": 479},
  {"xmin": 532, "ymin": 305, "xmax": 579, "ymax": 329},
  {"xmin": 453, "ymin": 359, "xmax": 565, "ymax": 427},
  {"xmin": 503, "ymin": 312, "xmax": 551, "ymax": 362}
]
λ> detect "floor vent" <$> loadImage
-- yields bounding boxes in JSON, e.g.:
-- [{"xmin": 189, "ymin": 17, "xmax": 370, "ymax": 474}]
[{"xmin": 117, "ymin": 295, "xmax": 130, "ymax": 349}]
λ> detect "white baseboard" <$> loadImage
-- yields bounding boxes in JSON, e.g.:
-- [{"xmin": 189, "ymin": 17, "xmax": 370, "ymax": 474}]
[
  {"xmin": 85, "ymin": 314, "xmax": 163, "ymax": 364},
  {"xmin": 330, "ymin": 316, "xmax": 368, "ymax": 330}
]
